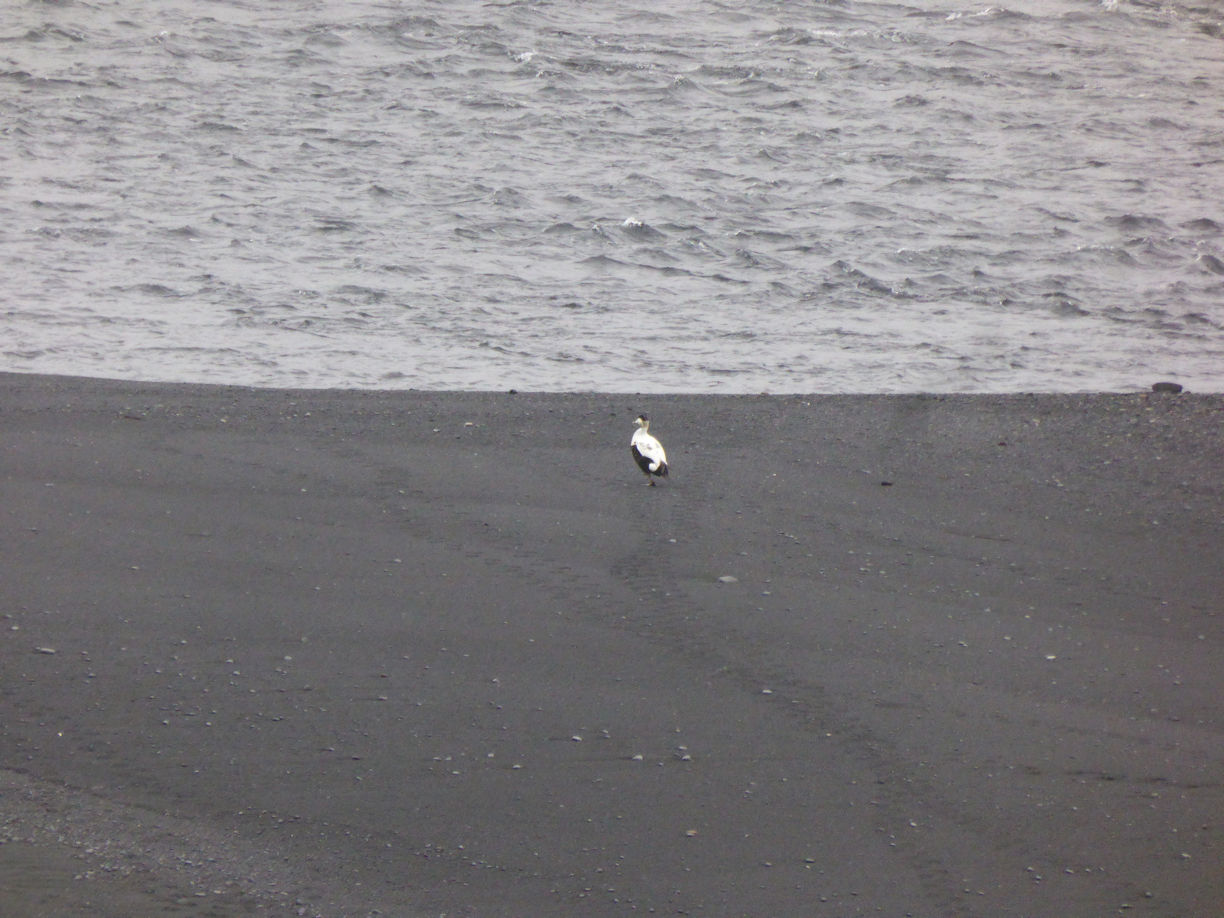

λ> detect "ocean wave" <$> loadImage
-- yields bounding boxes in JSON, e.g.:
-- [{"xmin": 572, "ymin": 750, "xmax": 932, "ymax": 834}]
[{"xmin": 1, "ymin": 0, "xmax": 1221, "ymax": 392}]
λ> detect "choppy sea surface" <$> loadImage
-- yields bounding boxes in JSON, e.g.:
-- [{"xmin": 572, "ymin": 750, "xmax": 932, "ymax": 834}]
[{"xmin": 3, "ymin": 0, "xmax": 1223, "ymax": 393}]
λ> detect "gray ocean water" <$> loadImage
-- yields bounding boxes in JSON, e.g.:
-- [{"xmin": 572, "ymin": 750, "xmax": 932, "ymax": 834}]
[{"xmin": 3, "ymin": 0, "xmax": 1222, "ymax": 393}]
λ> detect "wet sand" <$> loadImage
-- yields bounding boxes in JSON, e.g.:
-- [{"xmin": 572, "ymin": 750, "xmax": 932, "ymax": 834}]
[{"xmin": 2, "ymin": 372, "xmax": 1221, "ymax": 917}]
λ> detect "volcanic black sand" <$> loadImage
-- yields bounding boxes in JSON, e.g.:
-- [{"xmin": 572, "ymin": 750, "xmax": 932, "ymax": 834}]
[{"xmin": 1, "ymin": 372, "xmax": 1220, "ymax": 917}]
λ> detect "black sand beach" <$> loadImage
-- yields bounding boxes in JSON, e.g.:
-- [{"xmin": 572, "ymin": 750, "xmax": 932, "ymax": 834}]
[{"xmin": 2, "ymin": 373, "xmax": 1221, "ymax": 917}]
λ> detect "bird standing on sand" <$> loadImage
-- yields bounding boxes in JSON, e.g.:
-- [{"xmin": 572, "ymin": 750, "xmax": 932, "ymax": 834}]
[{"xmin": 631, "ymin": 415, "xmax": 669, "ymax": 485}]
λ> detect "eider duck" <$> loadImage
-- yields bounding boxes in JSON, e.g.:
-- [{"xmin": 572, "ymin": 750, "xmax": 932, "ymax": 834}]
[{"xmin": 630, "ymin": 415, "xmax": 669, "ymax": 485}]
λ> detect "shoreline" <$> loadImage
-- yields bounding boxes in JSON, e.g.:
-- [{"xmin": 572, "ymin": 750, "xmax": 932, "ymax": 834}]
[
  {"xmin": 0, "ymin": 366, "xmax": 1207, "ymax": 395},
  {"xmin": 2, "ymin": 372, "xmax": 1221, "ymax": 916}
]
